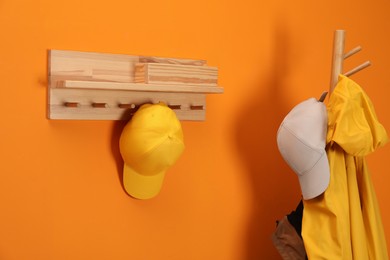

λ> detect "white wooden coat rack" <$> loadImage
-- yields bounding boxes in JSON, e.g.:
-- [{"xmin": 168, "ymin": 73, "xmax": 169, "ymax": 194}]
[
  {"xmin": 47, "ymin": 50, "xmax": 224, "ymax": 121},
  {"xmin": 329, "ymin": 30, "xmax": 371, "ymax": 94}
]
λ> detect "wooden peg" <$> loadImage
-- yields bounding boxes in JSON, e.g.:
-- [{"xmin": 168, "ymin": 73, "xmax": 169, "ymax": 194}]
[
  {"xmin": 118, "ymin": 103, "xmax": 136, "ymax": 109},
  {"xmin": 92, "ymin": 102, "xmax": 108, "ymax": 108},
  {"xmin": 318, "ymin": 91, "xmax": 328, "ymax": 102},
  {"xmin": 344, "ymin": 61, "xmax": 371, "ymax": 77},
  {"xmin": 190, "ymin": 105, "xmax": 204, "ymax": 110},
  {"xmin": 168, "ymin": 105, "xmax": 182, "ymax": 110},
  {"xmin": 344, "ymin": 46, "xmax": 362, "ymax": 59},
  {"xmin": 64, "ymin": 102, "xmax": 80, "ymax": 108}
]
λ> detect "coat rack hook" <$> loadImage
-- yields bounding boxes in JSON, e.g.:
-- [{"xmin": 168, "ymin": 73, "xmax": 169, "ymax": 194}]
[
  {"xmin": 344, "ymin": 46, "xmax": 362, "ymax": 59},
  {"xmin": 344, "ymin": 61, "xmax": 371, "ymax": 77}
]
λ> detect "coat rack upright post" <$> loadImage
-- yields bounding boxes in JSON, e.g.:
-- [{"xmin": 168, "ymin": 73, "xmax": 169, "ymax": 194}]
[
  {"xmin": 329, "ymin": 30, "xmax": 372, "ymax": 96},
  {"xmin": 330, "ymin": 30, "xmax": 346, "ymax": 94}
]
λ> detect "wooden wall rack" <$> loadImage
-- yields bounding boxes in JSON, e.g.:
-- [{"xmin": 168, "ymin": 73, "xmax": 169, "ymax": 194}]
[{"xmin": 48, "ymin": 50, "xmax": 224, "ymax": 121}]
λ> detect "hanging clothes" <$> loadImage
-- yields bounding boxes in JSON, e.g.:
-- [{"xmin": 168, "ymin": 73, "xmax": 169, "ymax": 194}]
[
  {"xmin": 302, "ymin": 75, "xmax": 389, "ymax": 259},
  {"xmin": 272, "ymin": 200, "xmax": 307, "ymax": 260}
]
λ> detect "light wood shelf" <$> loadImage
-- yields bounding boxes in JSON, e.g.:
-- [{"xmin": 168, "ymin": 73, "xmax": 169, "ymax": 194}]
[{"xmin": 48, "ymin": 50, "xmax": 224, "ymax": 121}]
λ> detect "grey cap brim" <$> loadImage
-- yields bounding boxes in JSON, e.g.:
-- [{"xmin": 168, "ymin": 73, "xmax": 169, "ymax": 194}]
[{"xmin": 298, "ymin": 152, "xmax": 330, "ymax": 200}]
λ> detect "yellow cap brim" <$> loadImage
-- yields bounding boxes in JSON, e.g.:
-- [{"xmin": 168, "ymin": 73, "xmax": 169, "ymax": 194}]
[{"xmin": 123, "ymin": 163, "xmax": 166, "ymax": 200}]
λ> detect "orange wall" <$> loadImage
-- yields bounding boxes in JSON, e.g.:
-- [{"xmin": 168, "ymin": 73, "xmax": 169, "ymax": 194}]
[{"xmin": 1, "ymin": 0, "xmax": 390, "ymax": 259}]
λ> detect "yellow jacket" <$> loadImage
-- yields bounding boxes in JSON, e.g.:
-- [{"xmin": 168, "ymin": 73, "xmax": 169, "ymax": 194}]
[{"xmin": 302, "ymin": 75, "xmax": 389, "ymax": 259}]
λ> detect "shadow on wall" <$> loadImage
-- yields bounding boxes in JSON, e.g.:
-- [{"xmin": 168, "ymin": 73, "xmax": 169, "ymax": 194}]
[
  {"xmin": 111, "ymin": 120, "xmax": 127, "ymax": 192},
  {"xmin": 234, "ymin": 25, "xmax": 302, "ymax": 259}
]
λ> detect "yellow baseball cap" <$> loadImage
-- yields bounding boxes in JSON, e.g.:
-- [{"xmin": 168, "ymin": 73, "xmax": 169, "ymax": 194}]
[{"xmin": 119, "ymin": 103, "xmax": 185, "ymax": 199}]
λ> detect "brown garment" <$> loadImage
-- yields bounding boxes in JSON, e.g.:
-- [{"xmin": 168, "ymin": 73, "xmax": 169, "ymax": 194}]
[{"xmin": 272, "ymin": 216, "xmax": 306, "ymax": 260}]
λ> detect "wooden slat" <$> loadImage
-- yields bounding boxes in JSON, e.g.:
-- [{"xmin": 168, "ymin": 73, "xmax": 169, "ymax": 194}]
[
  {"xmin": 49, "ymin": 50, "xmax": 138, "ymax": 83},
  {"xmin": 139, "ymin": 56, "xmax": 207, "ymax": 66},
  {"xmin": 134, "ymin": 63, "xmax": 218, "ymax": 86},
  {"xmin": 56, "ymin": 79, "xmax": 224, "ymax": 94}
]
